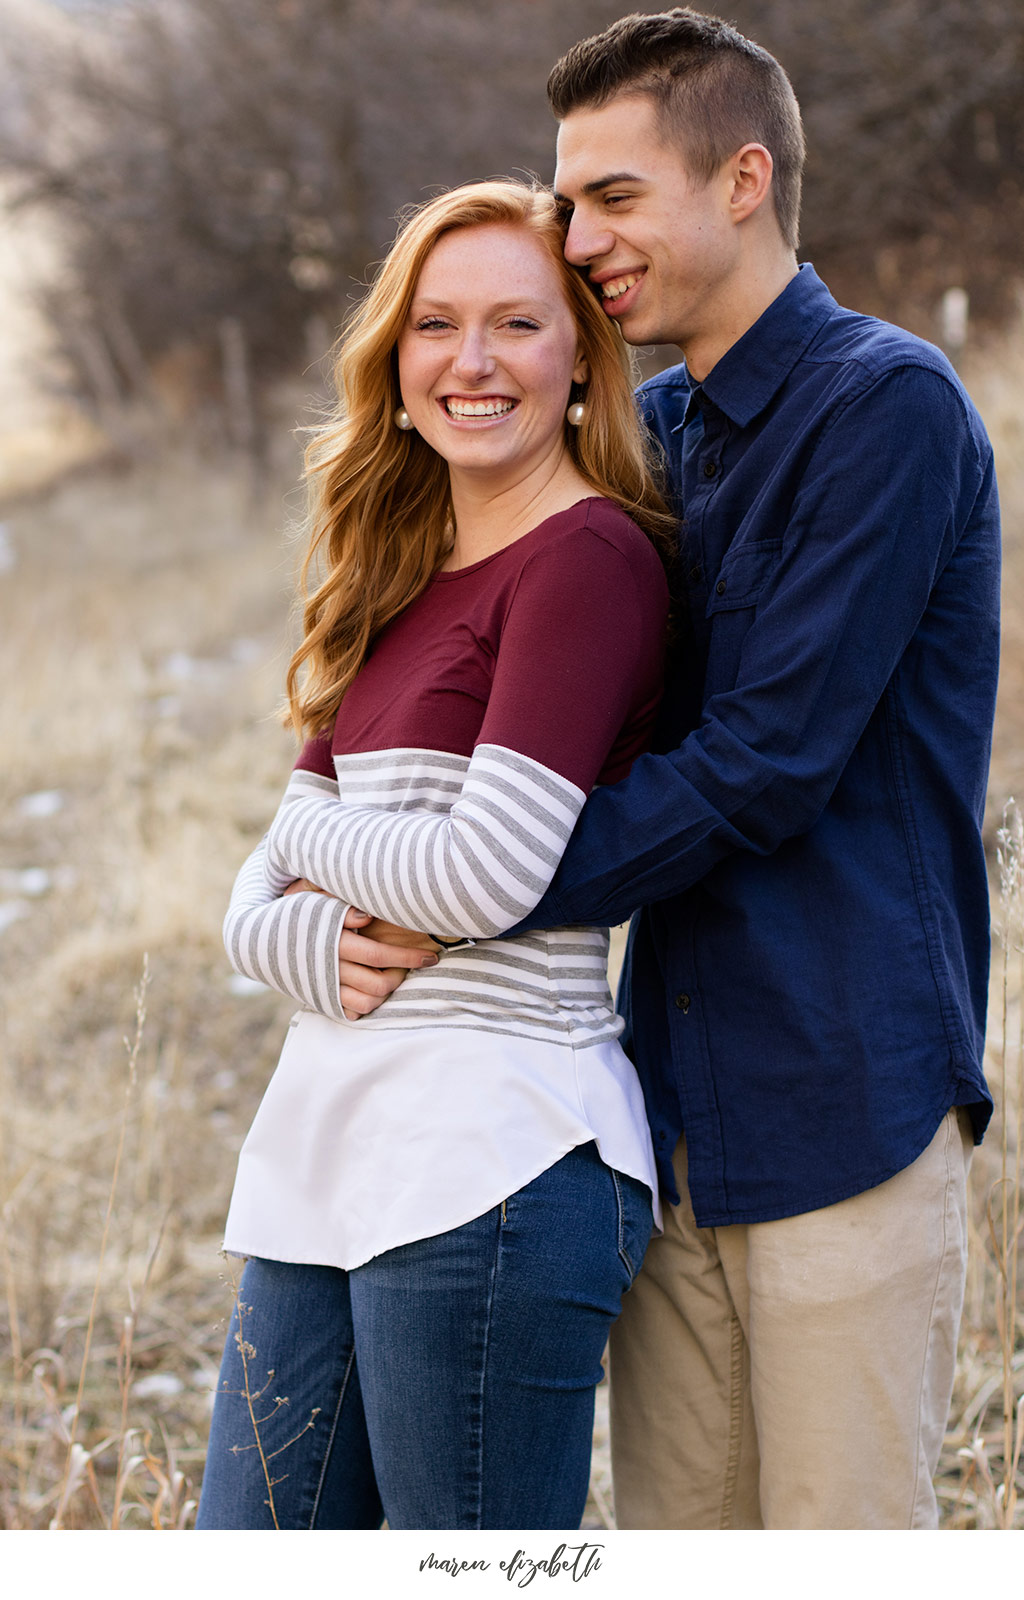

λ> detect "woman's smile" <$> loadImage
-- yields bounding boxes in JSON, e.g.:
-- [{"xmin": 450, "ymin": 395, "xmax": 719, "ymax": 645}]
[{"xmin": 441, "ymin": 394, "xmax": 520, "ymax": 420}]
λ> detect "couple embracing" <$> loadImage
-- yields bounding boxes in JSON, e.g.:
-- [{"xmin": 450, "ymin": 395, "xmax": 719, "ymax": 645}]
[{"xmin": 197, "ymin": 10, "xmax": 999, "ymax": 1531}]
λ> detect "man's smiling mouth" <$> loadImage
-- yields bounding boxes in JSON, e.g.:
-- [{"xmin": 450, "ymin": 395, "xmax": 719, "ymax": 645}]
[{"xmin": 601, "ymin": 273, "xmax": 640, "ymax": 301}]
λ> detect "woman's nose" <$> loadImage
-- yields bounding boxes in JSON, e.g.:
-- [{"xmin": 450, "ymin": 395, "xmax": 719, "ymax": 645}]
[{"xmin": 451, "ymin": 330, "xmax": 496, "ymax": 383}]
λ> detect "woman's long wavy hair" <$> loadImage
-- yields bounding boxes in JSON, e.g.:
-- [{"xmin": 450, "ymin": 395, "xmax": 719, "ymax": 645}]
[{"xmin": 286, "ymin": 178, "xmax": 674, "ymax": 740}]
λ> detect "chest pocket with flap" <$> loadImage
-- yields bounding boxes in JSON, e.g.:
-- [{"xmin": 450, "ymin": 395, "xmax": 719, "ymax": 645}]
[{"xmin": 705, "ymin": 538, "xmax": 781, "ymax": 616}]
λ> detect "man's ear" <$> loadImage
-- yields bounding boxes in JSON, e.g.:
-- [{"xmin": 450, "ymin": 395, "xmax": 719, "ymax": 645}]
[{"xmin": 728, "ymin": 143, "xmax": 774, "ymax": 224}]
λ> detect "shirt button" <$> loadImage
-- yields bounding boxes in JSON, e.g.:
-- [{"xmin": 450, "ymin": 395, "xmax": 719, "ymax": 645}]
[
  {"xmin": 688, "ymin": 564, "xmax": 702, "ymax": 582},
  {"xmin": 675, "ymin": 992, "xmax": 691, "ymax": 1013},
  {"xmin": 715, "ymin": 580, "xmax": 727, "ymax": 596},
  {"xmin": 703, "ymin": 460, "xmax": 718, "ymax": 478}
]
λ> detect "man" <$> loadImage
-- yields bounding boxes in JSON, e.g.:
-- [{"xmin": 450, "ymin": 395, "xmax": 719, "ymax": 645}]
[{"xmin": 311, "ymin": 9, "xmax": 1001, "ymax": 1528}]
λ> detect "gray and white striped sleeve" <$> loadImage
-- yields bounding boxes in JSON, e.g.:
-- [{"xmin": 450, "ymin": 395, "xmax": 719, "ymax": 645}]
[
  {"xmin": 223, "ymin": 812, "xmax": 350, "ymax": 1023},
  {"xmin": 264, "ymin": 743, "xmax": 587, "ymax": 941}
]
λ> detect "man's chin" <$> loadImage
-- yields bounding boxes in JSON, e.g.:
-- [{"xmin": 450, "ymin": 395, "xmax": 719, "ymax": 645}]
[{"xmin": 613, "ymin": 311, "xmax": 663, "ymax": 348}]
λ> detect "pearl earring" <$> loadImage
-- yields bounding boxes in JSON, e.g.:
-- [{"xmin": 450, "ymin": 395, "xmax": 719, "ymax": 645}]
[
  {"xmin": 566, "ymin": 399, "xmax": 586, "ymax": 427},
  {"xmin": 394, "ymin": 406, "xmax": 414, "ymax": 431}
]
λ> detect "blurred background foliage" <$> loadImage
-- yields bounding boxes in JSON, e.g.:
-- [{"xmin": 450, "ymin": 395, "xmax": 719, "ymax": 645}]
[{"xmin": 0, "ymin": 0, "xmax": 1022, "ymax": 428}]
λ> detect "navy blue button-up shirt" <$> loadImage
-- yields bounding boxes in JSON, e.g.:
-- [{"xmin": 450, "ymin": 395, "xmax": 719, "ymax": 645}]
[{"xmin": 515, "ymin": 264, "xmax": 999, "ymax": 1225}]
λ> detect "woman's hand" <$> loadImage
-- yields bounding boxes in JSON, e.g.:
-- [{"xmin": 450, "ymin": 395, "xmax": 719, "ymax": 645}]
[
  {"xmin": 357, "ymin": 916, "xmax": 441, "ymax": 955},
  {"xmin": 337, "ymin": 912, "xmax": 440, "ymax": 1020},
  {"xmin": 282, "ymin": 883, "xmax": 439, "ymax": 1020}
]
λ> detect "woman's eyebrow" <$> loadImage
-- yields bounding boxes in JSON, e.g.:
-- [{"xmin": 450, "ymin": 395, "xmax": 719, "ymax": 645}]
[{"xmin": 410, "ymin": 297, "xmax": 549, "ymax": 313}]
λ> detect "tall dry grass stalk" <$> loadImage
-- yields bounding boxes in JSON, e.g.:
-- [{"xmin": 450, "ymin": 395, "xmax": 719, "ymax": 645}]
[
  {"xmin": 220, "ymin": 1278, "xmax": 327, "ymax": 1529},
  {"xmin": 2, "ymin": 956, "xmax": 192, "ymax": 1529},
  {"xmin": 938, "ymin": 823, "xmax": 1024, "ymax": 1527},
  {"xmin": 988, "ymin": 801, "xmax": 1024, "ymax": 1519},
  {"xmin": 52, "ymin": 956, "xmax": 149, "ymax": 1527}
]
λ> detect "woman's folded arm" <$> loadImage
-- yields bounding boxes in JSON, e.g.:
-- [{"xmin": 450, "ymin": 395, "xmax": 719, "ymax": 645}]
[
  {"xmin": 223, "ymin": 830, "xmax": 351, "ymax": 1022},
  {"xmin": 264, "ymin": 744, "xmax": 587, "ymax": 941}
]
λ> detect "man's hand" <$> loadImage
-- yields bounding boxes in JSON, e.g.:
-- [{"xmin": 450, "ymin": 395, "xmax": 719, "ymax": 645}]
[{"xmin": 282, "ymin": 881, "xmax": 439, "ymax": 1020}]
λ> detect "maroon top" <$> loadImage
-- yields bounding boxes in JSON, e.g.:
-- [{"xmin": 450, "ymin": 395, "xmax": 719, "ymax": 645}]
[{"xmin": 297, "ymin": 497, "xmax": 668, "ymax": 793}]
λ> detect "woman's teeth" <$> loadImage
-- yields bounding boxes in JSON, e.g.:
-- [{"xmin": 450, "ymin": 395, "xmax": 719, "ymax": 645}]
[
  {"xmin": 602, "ymin": 274, "xmax": 638, "ymax": 301},
  {"xmin": 444, "ymin": 398, "xmax": 516, "ymax": 417}
]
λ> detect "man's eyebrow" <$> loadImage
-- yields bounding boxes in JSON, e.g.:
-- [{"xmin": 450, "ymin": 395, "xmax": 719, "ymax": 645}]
[{"xmin": 553, "ymin": 171, "xmax": 644, "ymax": 203}]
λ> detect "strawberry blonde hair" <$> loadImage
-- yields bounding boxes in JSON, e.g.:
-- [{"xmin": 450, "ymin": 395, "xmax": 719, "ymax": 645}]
[{"xmin": 287, "ymin": 178, "xmax": 672, "ymax": 739}]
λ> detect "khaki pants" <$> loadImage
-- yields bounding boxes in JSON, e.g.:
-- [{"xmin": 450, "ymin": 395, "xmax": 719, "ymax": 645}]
[{"xmin": 608, "ymin": 1108, "xmax": 972, "ymax": 1529}]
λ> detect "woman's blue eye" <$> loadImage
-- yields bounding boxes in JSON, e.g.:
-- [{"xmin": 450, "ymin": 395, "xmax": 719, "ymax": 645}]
[
  {"xmin": 416, "ymin": 317, "xmax": 450, "ymax": 331},
  {"xmin": 506, "ymin": 317, "xmax": 540, "ymax": 331}
]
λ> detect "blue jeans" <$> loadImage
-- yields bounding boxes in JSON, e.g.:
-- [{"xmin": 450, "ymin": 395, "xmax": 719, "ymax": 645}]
[{"xmin": 196, "ymin": 1141, "xmax": 651, "ymax": 1529}]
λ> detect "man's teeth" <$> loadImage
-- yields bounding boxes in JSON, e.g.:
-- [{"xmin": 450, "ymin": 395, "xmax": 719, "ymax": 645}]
[
  {"xmin": 445, "ymin": 398, "xmax": 516, "ymax": 417},
  {"xmin": 602, "ymin": 274, "xmax": 639, "ymax": 301}
]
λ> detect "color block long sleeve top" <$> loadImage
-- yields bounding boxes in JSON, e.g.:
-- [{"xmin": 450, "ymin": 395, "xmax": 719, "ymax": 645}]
[{"xmin": 221, "ymin": 497, "xmax": 669, "ymax": 1269}]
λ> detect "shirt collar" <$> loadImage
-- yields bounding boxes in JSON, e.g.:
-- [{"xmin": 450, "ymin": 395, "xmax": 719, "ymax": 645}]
[{"xmin": 684, "ymin": 263, "xmax": 838, "ymax": 428}]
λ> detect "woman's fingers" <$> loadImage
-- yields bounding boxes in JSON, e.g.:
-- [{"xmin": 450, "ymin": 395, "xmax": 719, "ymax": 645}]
[
  {"xmin": 339, "ymin": 966, "xmax": 405, "ymax": 1020},
  {"xmin": 360, "ymin": 915, "xmax": 440, "ymax": 953},
  {"xmin": 343, "ymin": 906, "xmax": 373, "ymax": 926},
  {"xmin": 337, "ymin": 929, "xmax": 438, "ymax": 972},
  {"xmin": 336, "ymin": 921, "xmax": 440, "ymax": 1020}
]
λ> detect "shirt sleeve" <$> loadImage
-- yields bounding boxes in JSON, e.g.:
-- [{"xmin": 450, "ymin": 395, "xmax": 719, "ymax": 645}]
[
  {"xmin": 222, "ymin": 783, "xmax": 351, "ymax": 1022},
  {"xmin": 263, "ymin": 524, "xmax": 667, "ymax": 937},
  {"xmin": 512, "ymin": 365, "xmax": 998, "ymax": 932}
]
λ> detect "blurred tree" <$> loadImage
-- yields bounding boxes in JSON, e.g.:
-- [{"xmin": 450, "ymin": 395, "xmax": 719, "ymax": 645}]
[
  {"xmin": 0, "ymin": 0, "xmax": 630, "ymax": 426},
  {"xmin": 0, "ymin": 0, "xmax": 376, "ymax": 422},
  {"xmin": 730, "ymin": 0, "xmax": 1024, "ymax": 329},
  {"xmin": 0, "ymin": 0, "xmax": 1021, "ymax": 427}
]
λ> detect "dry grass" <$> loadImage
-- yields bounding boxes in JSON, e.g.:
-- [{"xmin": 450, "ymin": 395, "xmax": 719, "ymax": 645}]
[
  {"xmin": 939, "ymin": 798, "xmax": 1024, "ymax": 1526},
  {"xmin": 1, "ymin": 324, "xmax": 1023, "ymax": 1528},
  {"xmin": 0, "ymin": 422, "xmax": 312, "ymax": 1527},
  {"xmin": 935, "ymin": 329, "xmax": 1024, "ymax": 1528}
]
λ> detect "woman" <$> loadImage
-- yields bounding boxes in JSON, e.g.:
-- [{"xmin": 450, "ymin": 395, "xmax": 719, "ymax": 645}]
[{"xmin": 197, "ymin": 180, "xmax": 673, "ymax": 1531}]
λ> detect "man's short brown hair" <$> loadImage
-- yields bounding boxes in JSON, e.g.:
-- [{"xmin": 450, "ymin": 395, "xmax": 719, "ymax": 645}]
[{"xmin": 548, "ymin": 8, "xmax": 805, "ymax": 251}]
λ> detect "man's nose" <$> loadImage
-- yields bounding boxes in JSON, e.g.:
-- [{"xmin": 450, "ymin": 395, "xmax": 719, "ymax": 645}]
[{"xmin": 563, "ymin": 210, "xmax": 614, "ymax": 267}]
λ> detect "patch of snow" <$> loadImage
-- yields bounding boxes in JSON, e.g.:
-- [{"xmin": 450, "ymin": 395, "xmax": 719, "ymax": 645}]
[
  {"xmin": 132, "ymin": 1373, "xmax": 185, "ymax": 1401},
  {"xmin": 0, "ymin": 900, "xmax": 30, "ymax": 933},
  {"xmin": 162, "ymin": 651, "xmax": 199, "ymax": 680},
  {"xmin": 17, "ymin": 789, "xmax": 64, "ymax": 818},
  {"xmin": 0, "ymin": 867, "xmax": 50, "ymax": 896}
]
